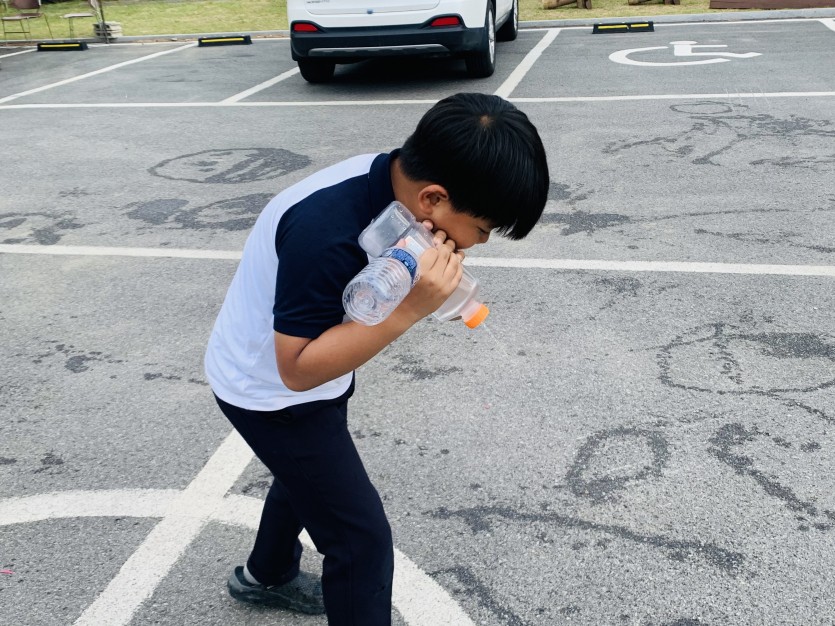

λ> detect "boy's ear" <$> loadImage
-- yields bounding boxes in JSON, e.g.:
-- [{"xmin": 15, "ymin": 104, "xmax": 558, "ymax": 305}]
[{"xmin": 415, "ymin": 184, "xmax": 450, "ymax": 218}]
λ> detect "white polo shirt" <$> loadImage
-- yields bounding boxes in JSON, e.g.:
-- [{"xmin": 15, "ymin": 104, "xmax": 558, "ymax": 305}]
[{"xmin": 205, "ymin": 151, "xmax": 396, "ymax": 411}]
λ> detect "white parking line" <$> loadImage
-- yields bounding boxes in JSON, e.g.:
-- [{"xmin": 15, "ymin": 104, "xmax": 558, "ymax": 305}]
[
  {"xmin": 511, "ymin": 91, "xmax": 835, "ymax": 103},
  {"xmin": 0, "ymin": 244, "xmax": 241, "ymax": 259},
  {"xmin": 0, "ymin": 99, "xmax": 436, "ymax": 109},
  {"xmin": 0, "ymin": 430, "xmax": 476, "ymax": 626},
  {"xmin": 2, "ymin": 89, "xmax": 835, "ymax": 111},
  {"xmin": 821, "ymin": 18, "xmax": 835, "ymax": 32},
  {"xmin": 0, "ymin": 48, "xmax": 35, "ymax": 59},
  {"xmin": 72, "ymin": 431, "xmax": 253, "ymax": 626},
  {"xmin": 222, "ymin": 66, "xmax": 301, "ymax": 103},
  {"xmin": 1, "ymin": 244, "xmax": 834, "ymax": 277},
  {"xmin": 495, "ymin": 28, "xmax": 560, "ymax": 99},
  {"xmin": 0, "ymin": 43, "xmax": 196, "ymax": 105},
  {"xmin": 0, "ymin": 91, "xmax": 835, "ymax": 111},
  {"xmin": 465, "ymin": 257, "xmax": 835, "ymax": 277}
]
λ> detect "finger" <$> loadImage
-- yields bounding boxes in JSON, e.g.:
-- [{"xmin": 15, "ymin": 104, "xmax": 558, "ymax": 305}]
[
  {"xmin": 442, "ymin": 237, "xmax": 457, "ymax": 252},
  {"xmin": 438, "ymin": 247, "xmax": 454, "ymax": 282},
  {"xmin": 440, "ymin": 249, "xmax": 460, "ymax": 282},
  {"xmin": 432, "ymin": 229, "xmax": 448, "ymax": 247},
  {"xmin": 453, "ymin": 260, "xmax": 464, "ymax": 287},
  {"xmin": 434, "ymin": 239, "xmax": 453, "ymax": 262},
  {"xmin": 418, "ymin": 247, "xmax": 440, "ymax": 274},
  {"xmin": 442, "ymin": 257, "xmax": 464, "ymax": 296}
]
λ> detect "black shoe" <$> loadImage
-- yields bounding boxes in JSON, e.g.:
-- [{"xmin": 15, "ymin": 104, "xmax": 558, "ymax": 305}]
[{"xmin": 227, "ymin": 566, "xmax": 325, "ymax": 615}]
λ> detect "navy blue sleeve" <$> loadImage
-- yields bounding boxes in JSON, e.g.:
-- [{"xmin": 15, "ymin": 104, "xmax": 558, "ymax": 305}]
[{"xmin": 273, "ymin": 195, "xmax": 369, "ymax": 339}]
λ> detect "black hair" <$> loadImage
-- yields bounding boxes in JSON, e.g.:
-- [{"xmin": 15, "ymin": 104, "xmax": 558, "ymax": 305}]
[{"xmin": 398, "ymin": 92, "xmax": 549, "ymax": 240}]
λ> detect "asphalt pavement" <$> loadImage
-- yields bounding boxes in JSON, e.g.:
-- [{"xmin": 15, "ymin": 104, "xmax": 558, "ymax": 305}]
[{"xmin": 1, "ymin": 13, "xmax": 835, "ymax": 626}]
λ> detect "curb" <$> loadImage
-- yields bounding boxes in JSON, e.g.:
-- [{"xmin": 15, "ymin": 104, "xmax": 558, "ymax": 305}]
[
  {"xmin": 522, "ymin": 6, "xmax": 835, "ymax": 27},
  {"xmin": 2, "ymin": 8, "xmax": 834, "ymax": 45}
]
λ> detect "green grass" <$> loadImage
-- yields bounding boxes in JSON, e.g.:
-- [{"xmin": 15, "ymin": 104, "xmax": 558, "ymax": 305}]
[
  {"xmin": 6, "ymin": 0, "xmax": 739, "ymax": 42},
  {"xmin": 5, "ymin": 0, "xmax": 285, "ymax": 39},
  {"xmin": 525, "ymin": 0, "xmax": 731, "ymax": 20}
]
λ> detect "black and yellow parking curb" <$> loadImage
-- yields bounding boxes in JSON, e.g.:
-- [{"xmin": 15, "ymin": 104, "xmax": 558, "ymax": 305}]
[
  {"xmin": 37, "ymin": 41, "xmax": 89, "ymax": 51},
  {"xmin": 197, "ymin": 35, "xmax": 252, "ymax": 47},
  {"xmin": 592, "ymin": 22, "xmax": 654, "ymax": 33}
]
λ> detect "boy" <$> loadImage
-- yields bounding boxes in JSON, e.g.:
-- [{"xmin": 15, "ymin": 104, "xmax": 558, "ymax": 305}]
[{"xmin": 205, "ymin": 92, "xmax": 549, "ymax": 624}]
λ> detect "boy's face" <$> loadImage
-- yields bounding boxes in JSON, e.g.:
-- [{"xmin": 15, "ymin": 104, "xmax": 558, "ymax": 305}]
[
  {"xmin": 414, "ymin": 189, "xmax": 493, "ymax": 250},
  {"xmin": 429, "ymin": 204, "xmax": 494, "ymax": 250}
]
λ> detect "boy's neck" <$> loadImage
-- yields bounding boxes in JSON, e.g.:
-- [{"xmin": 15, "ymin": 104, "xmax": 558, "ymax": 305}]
[{"xmin": 389, "ymin": 156, "xmax": 423, "ymax": 220}]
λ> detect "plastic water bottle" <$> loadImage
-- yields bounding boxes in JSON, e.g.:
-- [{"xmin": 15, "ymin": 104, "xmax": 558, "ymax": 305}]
[
  {"xmin": 343, "ymin": 201, "xmax": 489, "ymax": 328},
  {"xmin": 432, "ymin": 268, "xmax": 489, "ymax": 327},
  {"xmin": 342, "ymin": 247, "xmax": 419, "ymax": 326}
]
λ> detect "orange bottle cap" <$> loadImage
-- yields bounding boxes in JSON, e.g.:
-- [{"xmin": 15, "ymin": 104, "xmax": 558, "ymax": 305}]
[{"xmin": 464, "ymin": 304, "xmax": 489, "ymax": 329}]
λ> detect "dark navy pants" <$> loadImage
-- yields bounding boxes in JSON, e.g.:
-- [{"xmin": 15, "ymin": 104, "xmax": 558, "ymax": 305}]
[{"xmin": 215, "ymin": 382, "xmax": 393, "ymax": 625}]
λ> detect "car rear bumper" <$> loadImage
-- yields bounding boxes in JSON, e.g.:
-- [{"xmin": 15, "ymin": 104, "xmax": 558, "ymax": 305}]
[{"xmin": 290, "ymin": 20, "xmax": 484, "ymax": 61}]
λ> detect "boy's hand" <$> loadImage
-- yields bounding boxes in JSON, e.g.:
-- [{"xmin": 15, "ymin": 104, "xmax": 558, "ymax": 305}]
[
  {"xmin": 396, "ymin": 228, "xmax": 463, "ymax": 323},
  {"xmin": 422, "ymin": 220, "xmax": 466, "ymax": 259}
]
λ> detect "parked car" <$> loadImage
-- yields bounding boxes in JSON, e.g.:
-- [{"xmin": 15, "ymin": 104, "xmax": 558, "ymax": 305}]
[{"xmin": 287, "ymin": 0, "xmax": 518, "ymax": 83}]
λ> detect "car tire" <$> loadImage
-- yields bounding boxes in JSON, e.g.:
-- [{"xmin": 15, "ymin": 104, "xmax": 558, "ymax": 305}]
[
  {"xmin": 496, "ymin": 0, "xmax": 518, "ymax": 42},
  {"xmin": 298, "ymin": 59, "xmax": 336, "ymax": 83},
  {"xmin": 465, "ymin": 2, "xmax": 496, "ymax": 79}
]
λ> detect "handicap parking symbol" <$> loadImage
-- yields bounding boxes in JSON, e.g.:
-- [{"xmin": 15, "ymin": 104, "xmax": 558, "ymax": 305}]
[{"xmin": 610, "ymin": 40, "xmax": 762, "ymax": 66}]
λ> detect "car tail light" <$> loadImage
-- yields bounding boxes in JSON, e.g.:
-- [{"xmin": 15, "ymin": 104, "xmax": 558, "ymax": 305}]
[
  {"xmin": 429, "ymin": 16, "xmax": 462, "ymax": 27},
  {"xmin": 292, "ymin": 22, "xmax": 320, "ymax": 32}
]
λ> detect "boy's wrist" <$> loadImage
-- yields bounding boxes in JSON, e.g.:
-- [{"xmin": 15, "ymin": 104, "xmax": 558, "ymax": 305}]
[{"xmin": 387, "ymin": 304, "xmax": 424, "ymax": 330}]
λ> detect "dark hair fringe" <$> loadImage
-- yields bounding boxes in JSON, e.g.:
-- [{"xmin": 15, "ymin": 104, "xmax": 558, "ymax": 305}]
[{"xmin": 399, "ymin": 93, "xmax": 550, "ymax": 240}]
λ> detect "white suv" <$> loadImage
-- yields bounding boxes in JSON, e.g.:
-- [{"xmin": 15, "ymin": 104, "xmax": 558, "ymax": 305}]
[{"xmin": 287, "ymin": 0, "xmax": 518, "ymax": 83}]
